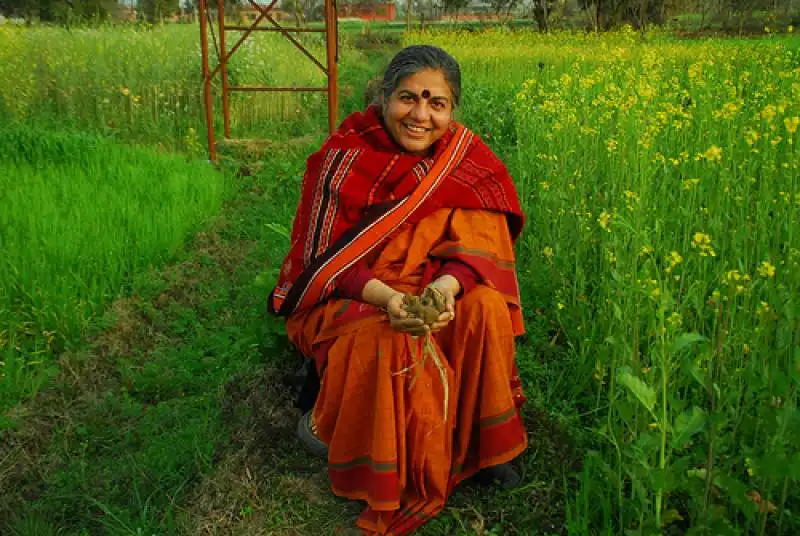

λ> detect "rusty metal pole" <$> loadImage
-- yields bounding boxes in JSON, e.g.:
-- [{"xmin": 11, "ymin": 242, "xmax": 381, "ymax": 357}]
[
  {"xmin": 324, "ymin": 0, "xmax": 338, "ymax": 135},
  {"xmin": 217, "ymin": 0, "xmax": 231, "ymax": 139},
  {"xmin": 199, "ymin": 0, "xmax": 216, "ymax": 161},
  {"xmin": 199, "ymin": 0, "xmax": 339, "ymax": 158},
  {"xmin": 325, "ymin": 0, "xmax": 339, "ymax": 135}
]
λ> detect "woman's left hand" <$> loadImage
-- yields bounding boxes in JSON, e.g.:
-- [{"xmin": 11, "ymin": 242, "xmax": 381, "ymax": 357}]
[{"xmin": 427, "ymin": 276, "xmax": 459, "ymax": 333}]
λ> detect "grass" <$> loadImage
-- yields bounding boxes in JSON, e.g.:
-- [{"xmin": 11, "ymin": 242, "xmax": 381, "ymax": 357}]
[
  {"xmin": 0, "ymin": 140, "xmax": 576, "ymax": 535},
  {"xmin": 0, "ymin": 144, "xmax": 299, "ymax": 533},
  {"xmin": 1, "ymin": 22, "xmax": 799, "ymax": 535},
  {"xmin": 0, "ymin": 124, "xmax": 225, "ymax": 412},
  {"xmin": 0, "ymin": 24, "xmax": 337, "ymax": 150}
]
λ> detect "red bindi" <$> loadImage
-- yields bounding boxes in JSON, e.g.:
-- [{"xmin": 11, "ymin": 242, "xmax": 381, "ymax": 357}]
[{"xmin": 421, "ymin": 89, "xmax": 431, "ymax": 99}]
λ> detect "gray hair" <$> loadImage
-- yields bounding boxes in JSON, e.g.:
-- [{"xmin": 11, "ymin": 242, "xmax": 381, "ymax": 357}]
[{"xmin": 371, "ymin": 45, "xmax": 461, "ymax": 109}]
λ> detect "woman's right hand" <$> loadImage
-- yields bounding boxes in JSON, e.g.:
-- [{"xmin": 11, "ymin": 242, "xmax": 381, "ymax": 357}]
[{"xmin": 386, "ymin": 292, "xmax": 429, "ymax": 336}]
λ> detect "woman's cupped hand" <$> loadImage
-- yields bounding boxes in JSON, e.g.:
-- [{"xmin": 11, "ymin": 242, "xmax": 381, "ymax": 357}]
[{"xmin": 386, "ymin": 278, "xmax": 457, "ymax": 336}]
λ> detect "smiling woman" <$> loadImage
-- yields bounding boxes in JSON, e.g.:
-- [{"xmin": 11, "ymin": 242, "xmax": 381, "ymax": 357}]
[
  {"xmin": 382, "ymin": 69, "xmax": 455, "ymax": 156},
  {"xmin": 269, "ymin": 45, "xmax": 528, "ymax": 535}
]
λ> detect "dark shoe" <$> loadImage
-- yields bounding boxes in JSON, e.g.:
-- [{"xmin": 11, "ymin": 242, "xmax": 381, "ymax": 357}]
[
  {"xmin": 297, "ymin": 411, "xmax": 328, "ymax": 458},
  {"xmin": 473, "ymin": 462, "xmax": 521, "ymax": 489}
]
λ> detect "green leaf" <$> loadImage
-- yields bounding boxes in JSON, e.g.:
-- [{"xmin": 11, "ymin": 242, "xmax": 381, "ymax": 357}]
[
  {"xmin": 264, "ymin": 222, "xmax": 290, "ymax": 241},
  {"xmin": 662, "ymin": 508, "xmax": 684, "ymax": 525},
  {"xmin": 789, "ymin": 452, "xmax": 800, "ymax": 480},
  {"xmin": 612, "ymin": 301, "xmax": 623, "ymax": 321},
  {"xmin": 669, "ymin": 332, "xmax": 707, "ymax": 356},
  {"xmin": 618, "ymin": 367, "xmax": 656, "ymax": 417},
  {"xmin": 671, "ymin": 406, "xmax": 706, "ymax": 450},
  {"xmin": 683, "ymin": 357, "xmax": 710, "ymax": 393},
  {"xmin": 713, "ymin": 474, "xmax": 754, "ymax": 517}
]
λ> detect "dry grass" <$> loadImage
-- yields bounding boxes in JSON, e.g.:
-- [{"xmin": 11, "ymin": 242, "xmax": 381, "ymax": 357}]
[
  {"xmin": 177, "ymin": 367, "xmax": 360, "ymax": 535},
  {"xmin": 216, "ymin": 135, "xmax": 317, "ymax": 163}
]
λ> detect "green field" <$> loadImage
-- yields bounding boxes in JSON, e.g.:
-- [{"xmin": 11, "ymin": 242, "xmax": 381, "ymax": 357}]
[{"xmin": 1, "ymin": 22, "xmax": 798, "ymax": 535}]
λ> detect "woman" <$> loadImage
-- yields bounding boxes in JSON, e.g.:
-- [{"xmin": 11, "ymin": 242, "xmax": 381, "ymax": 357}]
[{"xmin": 270, "ymin": 45, "xmax": 528, "ymax": 535}]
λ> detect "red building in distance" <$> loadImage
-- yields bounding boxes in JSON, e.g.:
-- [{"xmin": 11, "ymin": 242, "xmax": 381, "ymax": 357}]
[{"xmin": 338, "ymin": 2, "xmax": 396, "ymax": 22}]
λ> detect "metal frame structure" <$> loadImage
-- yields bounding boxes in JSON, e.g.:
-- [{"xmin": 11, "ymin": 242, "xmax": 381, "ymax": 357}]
[{"xmin": 198, "ymin": 0, "xmax": 339, "ymax": 161}]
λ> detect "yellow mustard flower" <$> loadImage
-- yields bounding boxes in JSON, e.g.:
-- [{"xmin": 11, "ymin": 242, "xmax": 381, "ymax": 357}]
[
  {"xmin": 701, "ymin": 145, "xmax": 723, "ymax": 162},
  {"xmin": 744, "ymin": 129, "xmax": 760, "ymax": 146},
  {"xmin": 598, "ymin": 211, "xmax": 612, "ymax": 231},
  {"xmin": 724, "ymin": 269, "xmax": 743, "ymax": 284},
  {"xmin": 785, "ymin": 117, "xmax": 799, "ymax": 135},
  {"xmin": 691, "ymin": 232, "xmax": 716, "ymax": 257},
  {"xmin": 682, "ymin": 178, "xmax": 701, "ymax": 190},
  {"xmin": 757, "ymin": 260, "xmax": 776, "ymax": 278},
  {"xmin": 761, "ymin": 104, "xmax": 777, "ymax": 122},
  {"xmin": 665, "ymin": 251, "xmax": 683, "ymax": 273}
]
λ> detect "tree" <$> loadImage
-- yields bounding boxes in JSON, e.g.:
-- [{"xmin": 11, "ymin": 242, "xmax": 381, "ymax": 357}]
[
  {"xmin": 490, "ymin": 0, "xmax": 520, "ymax": 22},
  {"xmin": 532, "ymin": 0, "xmax": 557, "ymax": 30},
  {"xmin": 579, "ymin": 0, "xmax": 666, "ymax": 30},
  {"xmin": 282, "ymin": 0, "xmax": 323, "ymax": 25},
  {"xmin": 690, "ymin": 0, "xmax": 790, "ymax": 34},
  {"xmin": 0, "ymin": 0, "xmax": 119, "ymax": 23},
  {"xmin": 413, "ymin": 0, "xmax": 441, "ymax": 27},
  {"xmin": 442, "ymin": 0, "xmax": 468, "ymax": 16},
  {"xmin": 188, "ymin": 0, "xmax": 242, "ymax": 14},
  {"xmin": 138, "ymin": 0, "xmax": 179, "ymax": 21},
  {"xmin": 728, "ymin": 0, "xmax": 764, "ymax": 34}
]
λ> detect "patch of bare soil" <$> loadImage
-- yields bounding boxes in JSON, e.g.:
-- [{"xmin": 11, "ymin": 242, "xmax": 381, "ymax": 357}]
[
  {"xmin": 216, "ymin": 136, "xmax": 317, "ymax": 164},
  {"xmin": 177, "ymin": 368, "xmax": 353, "ymax": 535},
  {"xmin": 519, "ymin": 408, "xmax": 580, "ymax": 534},
  {"xmin": 93, "ymin": 297, "xmax": 162, "ymax": 358}
]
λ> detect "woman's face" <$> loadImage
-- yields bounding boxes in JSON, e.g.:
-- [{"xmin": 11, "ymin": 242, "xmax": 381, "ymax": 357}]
[{"xmin": 382, "ymin": 69, "xmax": 454, "ymax": 156}]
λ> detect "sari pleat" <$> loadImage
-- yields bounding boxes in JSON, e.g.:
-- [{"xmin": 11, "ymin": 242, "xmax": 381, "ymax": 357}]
[{"xmin": 286, "ymin": 208, "xmax": 527, "ymax": 535}]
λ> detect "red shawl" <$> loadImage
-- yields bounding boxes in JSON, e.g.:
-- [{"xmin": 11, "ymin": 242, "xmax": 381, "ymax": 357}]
[{"xmin": 269, "ymin": 105, "xmax": 524, "ymax": 317}]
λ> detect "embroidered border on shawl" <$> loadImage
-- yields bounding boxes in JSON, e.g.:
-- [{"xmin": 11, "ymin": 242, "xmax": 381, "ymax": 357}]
[
  {"xmin": 367, "ymin": 154, "xmax": 401, "ymax": 206},
  {"xmin": 410, "ymin": 158, "xmax": 433, "ymax": 184},
  {"xmin": 317, "ymin": 149, "xmax": 361, "ymax": 258},
  {"xmin": 304, "ymin": 149, "xmax": 342, "ymax": 264},
  {"xmin": 434, "ymin": 244, "xmax": 517, "ymax": 270},
  {"xmin": 449, "ymin": 156, "xmax": 512, "ymax": 212},
  {"xmin": 304, "ymin": 149, "xmax": 361, "ymax": 264},
  {"xmin": 291, "ymin": 129, "xmax": 472, "ymax": 313},
  {"xmin": 277, "ymin": 126, "xmax": 474, "ymax": 316}
]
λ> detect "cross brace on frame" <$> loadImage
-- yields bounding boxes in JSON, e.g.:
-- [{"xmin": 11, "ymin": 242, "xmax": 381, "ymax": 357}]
[{"xmin": 198, "ymin": 0, "xmax": 339, "ymax": 161}]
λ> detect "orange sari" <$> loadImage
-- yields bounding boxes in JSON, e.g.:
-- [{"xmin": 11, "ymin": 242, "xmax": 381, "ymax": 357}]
[{"xmin": 287, "ymin": 208, "xmax": 527, "ymax": 535}]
